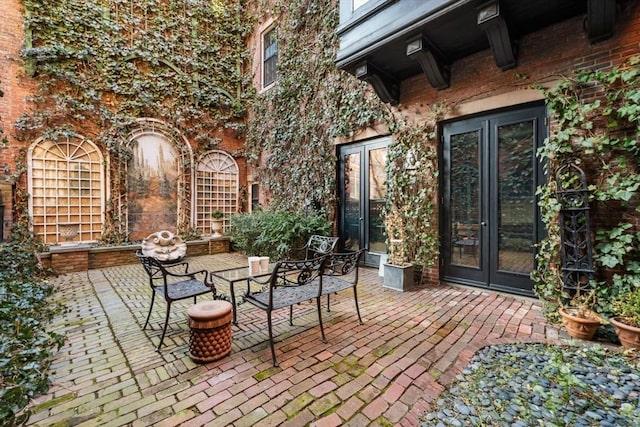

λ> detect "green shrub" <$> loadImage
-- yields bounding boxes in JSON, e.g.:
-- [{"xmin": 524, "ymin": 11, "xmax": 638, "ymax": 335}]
[
  {"xmin": 228, "ymin": 210, "xmax": 332, "ymax": 260},
  {"xmin": 612, "ymin": 287, "xmax": 640, "ymax": 328},
  {"xmin": 0, "ymin": 233, "xmax": 63, "ymax": 425}
]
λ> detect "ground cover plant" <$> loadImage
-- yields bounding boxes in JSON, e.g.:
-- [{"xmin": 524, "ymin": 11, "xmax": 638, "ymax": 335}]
[
  {"xmin": 423, "ymin": 343, "xmax": 640, "ymax": 426},
  {"xmin": 0, "ymin": 218, "xmax": 63, "ymax": 426}
]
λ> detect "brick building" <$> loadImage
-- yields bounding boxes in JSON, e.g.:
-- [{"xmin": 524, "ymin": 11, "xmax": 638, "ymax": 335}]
[
  {"xmin": 332, "ymin": 0, "xmax": 639, "ymax": 295},
  {"xmin": 1, "ymin": 0, "xmax": 639, "ymax": 296}
]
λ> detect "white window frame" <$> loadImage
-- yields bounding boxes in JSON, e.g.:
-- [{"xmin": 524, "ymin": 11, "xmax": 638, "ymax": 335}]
[
  {"xmin": 195, "ymin": 150, "xmax": 239, "ymax": 235},
  {"xmin": 262, "ymin": 26, "xmax": 278, "ymax": 89},
  {"xmin": 28, "ymin": 135, "xmax": 106, "ymax": 245}
]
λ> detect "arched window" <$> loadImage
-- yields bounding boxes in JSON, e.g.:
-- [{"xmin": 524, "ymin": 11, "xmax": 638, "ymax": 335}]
[
  {"xmin": 196, "ymin": 150, "xmax": 239, "ymax": 235},
  {"xmin": 28, "ymin": 136, "xmax": 105, "ymax": 245}
]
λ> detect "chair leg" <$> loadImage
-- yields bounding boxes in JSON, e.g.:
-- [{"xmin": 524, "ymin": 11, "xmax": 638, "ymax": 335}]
[
  {"xmin": 156, "ymin": 302, "xmax": 171, "ymax": 352},
  {"xmin": 143, "ymin": 292, "xmax": 156, "ymax": 330},
  {"xmin": 353, "ymin": 286, "xmax": 363, "ymax": 324},
  {"xmin": 289, "ymin": 305, "xmax": 293, "ymax": 326},
  {"xmin": 327, "ymin": 294, "xmax": 331, "ymax": 312},
  {"xmin": 267, "ymin": 310, "xmax": 278, "ymax": 367},
  {"xmin": 316, "ymin": 297, "xmax": 327, "ymax": 343}
]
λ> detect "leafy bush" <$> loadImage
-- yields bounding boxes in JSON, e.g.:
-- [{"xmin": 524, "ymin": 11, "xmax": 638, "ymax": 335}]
[
  {"xmin": 612, "ymin": 287, "xmax": 640, "ymax": 328},
  {"xmin": 0, "ymin": 232, "xmax": 63, "ymax": 425},
  {"xmin": 534, "ymin": 56, "xmax": 640, "ymax": 323},
  {"xmin": 228, "ymin": 210, "xmax": 331, "ymax": 260}
]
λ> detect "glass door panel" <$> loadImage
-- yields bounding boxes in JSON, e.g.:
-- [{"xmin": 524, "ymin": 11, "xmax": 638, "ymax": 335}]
[
  {"xmin": 368, "ymin": 148, "xmax": 387, "ymax": 254},
  {"xmin": 450, "ymin": 130, "xmax": 481, "ymax": 269},
  {"xmin": 496, "ymin": 121, "xmax": 535, "ymax": 275},
  {"xmin": 343, "ymin": 151, "xmax": 361, "ymax": 250}
]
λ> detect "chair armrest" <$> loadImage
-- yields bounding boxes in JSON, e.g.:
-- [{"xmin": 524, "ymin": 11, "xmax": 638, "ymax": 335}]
[
  {"xmin": 246, "ymin": 275, "xmax": 271, "ymax": 295},
  {"xmin": 249, "ymin": 275, "xmax": 270, "ymax": 284},
  {"xmin": 164, "ymin": 268, "xmax": 208, "ymax": 282}
]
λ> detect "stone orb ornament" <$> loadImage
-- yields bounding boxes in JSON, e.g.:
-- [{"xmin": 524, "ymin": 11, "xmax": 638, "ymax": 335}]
[{"xmin": 141, "ymin": 230, "xmax": 187, "ymax": 262}]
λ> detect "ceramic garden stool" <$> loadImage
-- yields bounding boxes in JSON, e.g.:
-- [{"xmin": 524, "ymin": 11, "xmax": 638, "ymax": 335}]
[{"xmin": 187, "ymin": 300, "xmax": 233, "ymax": 363}]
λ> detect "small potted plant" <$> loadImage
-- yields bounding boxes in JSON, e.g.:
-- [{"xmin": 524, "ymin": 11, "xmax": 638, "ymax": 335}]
[
  {"xmin": 610, "ymin": 288, "xmax": 640, "ymax": 348},
  {"xmin": 211, "ymin": 210, "xmax": 225, "ymax": 238},
  {"xmin": 558, "ymin": 287, "xmax": 603, "ymax": 340}
]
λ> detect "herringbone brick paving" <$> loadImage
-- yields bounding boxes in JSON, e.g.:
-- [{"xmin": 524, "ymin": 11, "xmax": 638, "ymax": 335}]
[{"xmin": 26, "ymin": 252, "xmax": 563, "ymax": 426}]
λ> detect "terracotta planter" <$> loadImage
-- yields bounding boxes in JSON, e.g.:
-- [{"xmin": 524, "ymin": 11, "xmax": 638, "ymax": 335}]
[
  {"xmin": 610, "ymin": 317, "xmax": 640, "ymax": 349},
  {"xmin": 559, "ymin": 307, "xmax": 601, "ymax": 340}
]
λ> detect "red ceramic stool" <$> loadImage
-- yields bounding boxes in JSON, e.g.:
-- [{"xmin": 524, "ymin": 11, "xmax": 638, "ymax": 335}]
[{"xmin": 187, "ymin": 300, "xmax": 233, "ymax": 363}]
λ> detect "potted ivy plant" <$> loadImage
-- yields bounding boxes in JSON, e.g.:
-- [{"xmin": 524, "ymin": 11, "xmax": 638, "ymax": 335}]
[
  {"xmin": 382, "ymin": 209, "xmax": 414, "ymax": 291},
  {"xmin": 211, "ymin": 210, "xmax": 225, "ymax": 238},
  {"xmin": 558, "ymin": 288, "xmax": 603, "ymax": 340},
  {"xmin": 610, "ymin": 288, "xmax": 640, "ymax": 348}
]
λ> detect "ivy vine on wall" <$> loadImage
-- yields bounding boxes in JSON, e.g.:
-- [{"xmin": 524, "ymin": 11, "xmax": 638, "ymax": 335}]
[
  {"xmin": 16, "ymin": 0, "xmax": 254, "ymax": 241},
  {"xmin": 385, "ymin": 105, "xmax": 445, "ymax": 270},
  {"xmin": 534, "ymin": 56, "xmax": 640, "ymax": 320},
  {"xmin": 14, "ymin": 0, "xmax": 444, "ymax": 266},
  {"xmin": 245, "ymin": 0, "xmax": 391, "ymax": 216}
]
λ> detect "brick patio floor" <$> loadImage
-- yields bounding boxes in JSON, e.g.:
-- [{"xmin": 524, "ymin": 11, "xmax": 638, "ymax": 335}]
[{"xmin": 26, "ymin": 252, "xmax": 564, "ymax": 426}]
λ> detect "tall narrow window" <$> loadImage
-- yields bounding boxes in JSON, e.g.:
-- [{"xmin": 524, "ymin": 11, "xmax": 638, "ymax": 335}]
[
  {"xmin": 29, "ymin": 136, "xmax": 105, "ymax": 245},
  {"xmin": 262, "ymin": 27, "xmax": 278, "ymax": 88},
  {"xmin": 196, "ymin": 151, "xmax": 239, "ymax": 235},
  {"xmin": 251, "ymin": 183, "xmax": 260, "ymax": 212}
]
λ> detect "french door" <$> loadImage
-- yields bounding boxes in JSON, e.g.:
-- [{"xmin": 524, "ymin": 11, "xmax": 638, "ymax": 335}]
[
  {"xmin": 441, "ymin": 105, "xmax": 546, "ymax": 296},
  {"xmin": 338, "ymin": 138, "xmax": 389, "ymax": 266}
]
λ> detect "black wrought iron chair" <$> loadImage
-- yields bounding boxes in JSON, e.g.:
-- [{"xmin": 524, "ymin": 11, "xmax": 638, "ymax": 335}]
[
  {"xmin": 322, "ymin": 250, "xmax": 364, "ymax": 320},
  {"xmin": 136, "ymin": 250, "xmax": 215, "ymax": 351},
  {"xmin": 294, "ymin": 235, "xmax": 340, "ymax": 308},
  {"xmin": 298, "ymin": 235, "xmax": 339, "ymax": 259},
  {"xmin": 243, "ymin": 256, "xmax": 329, "ymax": 366}
]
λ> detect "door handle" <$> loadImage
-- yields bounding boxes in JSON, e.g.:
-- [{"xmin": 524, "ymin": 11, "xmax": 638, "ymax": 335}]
[{"xmin": 481, "ymin": 221, "xmax": 487, "ymax": 227}]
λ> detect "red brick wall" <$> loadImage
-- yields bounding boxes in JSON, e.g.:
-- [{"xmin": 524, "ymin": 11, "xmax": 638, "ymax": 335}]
[
  {"xmin": 0, "ymin": 0, "xmax": 35, "ymax": 234},
  {"xmin": 89, "ymin": 248, "xmax": 139, "ymax": 270},
  {"xmin": 0, "ymin": 1, "xmax": 249, "ymax": 241},
  {"xmin": 207, "ymin": 238, "xmax": 230, "ymax": 255},
  {"xmin": 40, "ymin": 239, "xmax": 231, "ymax": 273},
  {"xmin": 402, "ymin": 10, "xmax": 639, "ymax": 112},
  {"xmin": 50, "ymin": 249, "xmax": 89, "ymax": 274}
]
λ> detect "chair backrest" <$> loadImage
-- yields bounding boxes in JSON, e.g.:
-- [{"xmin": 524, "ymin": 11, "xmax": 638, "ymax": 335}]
[
  {"xmin": 325, "ymin": 250, "xmax": 363, "ymax": 282},
  {"xmin": 305, "ymin": 235, "xmax": 339, "ymax": 259},
  {"xmin": 269, "ymin": 255, "xmax": 328, "ymax": 290},
  {"xmin": 136, "ymin": 250, "xmax": 173, "ymax": 282}
]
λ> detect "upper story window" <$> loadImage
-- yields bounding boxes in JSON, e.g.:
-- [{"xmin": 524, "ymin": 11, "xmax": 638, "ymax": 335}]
[
  {"xmin": 262, "ymin": 27, "xmax": 278, "ymax": 89},
  {"xmin": 338, "ymin": 0, "xmax": 388, "ymax": 27},
  {"xmin": 352, "ymin": 0, "xmax": 369, "ymax": 11}
]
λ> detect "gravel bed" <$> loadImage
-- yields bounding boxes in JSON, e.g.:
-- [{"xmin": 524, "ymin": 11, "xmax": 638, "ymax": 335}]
[{"xmin": 422, "ymin": 343, "xmax": 640, "ymax": 426}]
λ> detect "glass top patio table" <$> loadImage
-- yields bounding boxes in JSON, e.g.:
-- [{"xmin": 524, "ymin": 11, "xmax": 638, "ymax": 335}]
[{"xmin": 209, "ymin": 264, "xmax": 275, "ymax": 324}]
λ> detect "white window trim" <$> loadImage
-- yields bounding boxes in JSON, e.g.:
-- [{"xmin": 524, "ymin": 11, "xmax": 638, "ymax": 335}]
[{"xmin": 261, "ymin": 25, "xmax": 278, "ymax": 91}]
